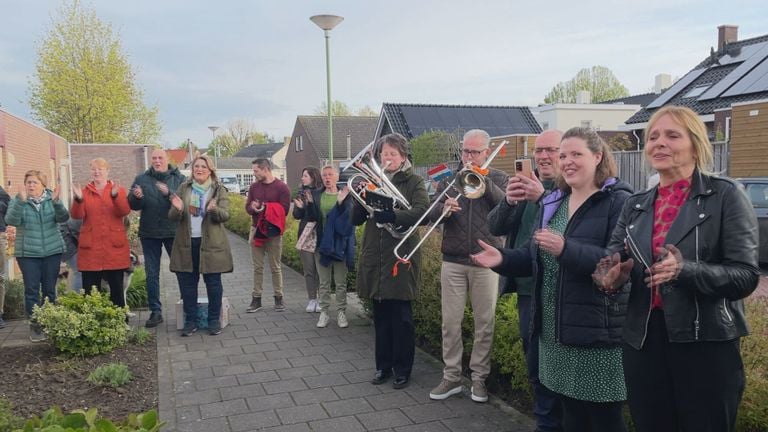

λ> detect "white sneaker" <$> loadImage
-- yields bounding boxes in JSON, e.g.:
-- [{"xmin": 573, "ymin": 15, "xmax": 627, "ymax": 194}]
[
  {"xmin": 337, "ymin": 311, "xmax": 348, "ymax": 328},
  {"xmin": 306, "ymin": 300, "xmax": 315, "ymax": 313},
  {"xmin": 314, "ymin": 300, "xmax": 320, "ymax": 313},
  {"xmin": 316, "ymin": 311, "xmax": 329, "ymax": 328}
]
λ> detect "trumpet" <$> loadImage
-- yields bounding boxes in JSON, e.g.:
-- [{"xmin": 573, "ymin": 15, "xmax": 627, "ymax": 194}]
[
  {"xmin": 393, "ymin": 140, "xmax": 507, "ymax": 263},
  {"xmin": 344, "ymin": 141, "xmax": 412, "ymax": 238}
]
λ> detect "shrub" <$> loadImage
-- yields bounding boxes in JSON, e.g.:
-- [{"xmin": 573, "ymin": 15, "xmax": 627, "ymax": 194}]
[
  {"xmin": 738, "ymin": 299, "xmax": 768, "ymax": 431},
  {"xmin": 126, "ymin": 266, "xmax": 148, "ymax": 309},
  {"xmin": 128, "ymin": 327, "xmax": 152, "ymax": 345},
  {"xmin": 87, "ymin": 363, "xmax": 133, "ymax": 388},
  {"xmin": 224, "ymin": 193, "xmax": 251, "ymax": 239},
  {"xmin": 16, "ymin": 406, "xmax": 164, "ymax": 432},
  {"xmin": 33, "ymin": 291, "xmax": 128, "ymax": 357},
  {"xmin": 490, "ymin": 294, "xmax": 530, "ymax": 399},
  {"xmin": 0, "ymin": 397, "xmax": 23, "ymax": 432},
  {"xmin": 3, "ymin": 278, "xmax": 26, "ymax": 320}
]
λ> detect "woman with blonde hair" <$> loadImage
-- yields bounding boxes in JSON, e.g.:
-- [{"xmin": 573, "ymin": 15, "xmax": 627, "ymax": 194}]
[
  {"xmin": 5, "ymin": 170, "xmax": 69, "ymax": 341},
  {"xmin": 594, "ymin": 105, "xmax": 759, "ymax": 431},
  {"xmin": 169, "ymin": 154, "xmax": 233, "ymax": 336},
  {"xmin": 71, "ymin": 158, "xmax": 132, "ymax": 313}
]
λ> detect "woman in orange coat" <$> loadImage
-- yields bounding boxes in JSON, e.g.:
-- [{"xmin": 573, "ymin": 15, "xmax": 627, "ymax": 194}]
[{"xmin": 70, "ymin": 158, "xmax": 132, "ymax": 309}]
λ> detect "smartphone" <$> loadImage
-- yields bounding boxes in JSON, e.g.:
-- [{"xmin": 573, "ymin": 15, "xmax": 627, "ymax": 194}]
[{"xmin": 515, "ymin": 159, "xmax": 532, "ymax": 178}]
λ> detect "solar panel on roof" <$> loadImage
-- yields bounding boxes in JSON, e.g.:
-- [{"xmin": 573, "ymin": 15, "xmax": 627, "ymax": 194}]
[
  {"xmin": 700, "ymin": 42, "xmax": 768, "ymax": 100},
  {"xmin": 722, "ymin": 57, "xmax": 768, "ymax": 97},
  {"xmin": 646, "ymin": 68, "xmax": 707, "ymax": 109},
  {"xmin": 718, "ymin": 41, "xmax": 768, "ymax": 65}
]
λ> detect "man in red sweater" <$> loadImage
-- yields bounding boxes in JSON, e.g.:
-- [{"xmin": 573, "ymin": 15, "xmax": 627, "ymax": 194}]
[{"xmin": 246, "ymin": 158, "xmax": 291, "ymax": 312}]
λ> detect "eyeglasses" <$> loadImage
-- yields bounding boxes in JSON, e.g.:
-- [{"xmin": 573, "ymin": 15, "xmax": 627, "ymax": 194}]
[
  {"xmin": 461, "ymin": 148, "xmax": 487, "ymax": 156},
  {"xmin": 533, "ymin": 147, "xmax": 559, "ymax": 155}
]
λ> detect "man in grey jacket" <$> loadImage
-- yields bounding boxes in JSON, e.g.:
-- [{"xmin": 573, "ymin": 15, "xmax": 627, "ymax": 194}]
[
  {"xmin": 427, "ymin": 129, "xmax": 507, "ymax": 403},
  {"xmin": 128, "ymin": 149, "xmax": 186, "ymax": 328}
]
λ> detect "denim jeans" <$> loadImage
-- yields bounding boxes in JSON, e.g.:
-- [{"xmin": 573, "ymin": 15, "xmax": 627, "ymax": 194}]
[
  {"xmin": 177, "ymin": 237, "xmax": 222, "ymax": 326},
  {"xmin": 17, "ymin": 255, "xmax": 61, "ymax": 318},
  {"xmin": 141, "ymin": 237, "xmax": 174, "ymax": 313}
]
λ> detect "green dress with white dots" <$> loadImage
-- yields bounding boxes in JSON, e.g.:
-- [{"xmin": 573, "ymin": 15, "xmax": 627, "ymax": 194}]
[{"xmin": 538, "ymin": 196, "xmax": 626, "ymax": 402}]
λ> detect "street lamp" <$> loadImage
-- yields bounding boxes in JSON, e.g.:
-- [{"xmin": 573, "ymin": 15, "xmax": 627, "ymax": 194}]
[
  {"xmin": 310, "ymin": 14, "xmax": 343, "ymax": 164},
  {"xmin": 208, "ymin": 126, "xmax": 220, "ymax": 167}
]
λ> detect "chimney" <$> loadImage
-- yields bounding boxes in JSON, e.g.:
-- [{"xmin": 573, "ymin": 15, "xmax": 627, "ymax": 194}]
[
  {"xmin": 718, "ymin": 25, "xmax": 738, "ymax": 52},
  {"xmin": 576, "ymin": 90, "xmax": 591, "ymax": 104},
  {"xmin": 654, "ymin": 73, "xmax": 672, "ymax": 94}
]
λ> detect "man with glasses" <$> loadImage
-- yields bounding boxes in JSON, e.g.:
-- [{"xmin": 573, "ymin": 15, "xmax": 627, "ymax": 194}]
[
  {"xmin": 428, "ymin": 129, "xmax": 507, "ymax": 403},
  {"xmin": 488, "ymin": 129, "xmax": 563, "ymax": 431}
]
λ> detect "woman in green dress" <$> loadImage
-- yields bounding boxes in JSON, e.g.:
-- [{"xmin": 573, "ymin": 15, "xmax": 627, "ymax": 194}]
[{"xmin": 472, "ymin": 127, "xmax": 632, "ymax": 431}]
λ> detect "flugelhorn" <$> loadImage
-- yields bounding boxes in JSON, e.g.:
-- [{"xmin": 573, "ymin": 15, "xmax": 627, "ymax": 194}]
[
  {"xmin": 393, "ymin": 140, "xmax": 508, "ymax": 263},
  {"xmin": 344, "ymin": 141, "xmax": 412, "ymax": 238}
]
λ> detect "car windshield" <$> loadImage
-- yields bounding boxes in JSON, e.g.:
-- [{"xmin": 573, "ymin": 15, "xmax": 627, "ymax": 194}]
[
  {"xmin": 221, "ymin": 177, "xmax": 237, "ymax": 184},
  {"xmin": 745, "ymin": 183, "xmax": 768, "ymax": 208}
]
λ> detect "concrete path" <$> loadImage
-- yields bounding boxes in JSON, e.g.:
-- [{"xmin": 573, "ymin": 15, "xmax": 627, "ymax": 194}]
[{"xmin": 155, "ymin": 232, "xmax": 535, "ymax": 432}]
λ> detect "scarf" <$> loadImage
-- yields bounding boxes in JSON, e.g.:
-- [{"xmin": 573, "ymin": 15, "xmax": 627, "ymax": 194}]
[
  {"xmin": 190, "ymin": 178, "xmax": 212, "ymax": 216},
  {"xmin": 28, "ymin": 190, "xmax": 50, "ymax": 212}
]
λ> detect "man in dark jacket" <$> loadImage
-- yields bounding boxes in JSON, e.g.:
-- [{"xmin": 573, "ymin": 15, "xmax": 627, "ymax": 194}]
[
  {"xmin": 0, "ymin": 185, "xmax": 9, "ymax": 328},
  {"xmin": 128, "ymin": 149, "xmax": 186, "ymax": 327},
  {"xmin": 488, "ymin": 129, "xmax": 563, "ymax": 431},
  {"xmin": 427, "ymin": 129, "xmax": 507, "ymax": 403}
]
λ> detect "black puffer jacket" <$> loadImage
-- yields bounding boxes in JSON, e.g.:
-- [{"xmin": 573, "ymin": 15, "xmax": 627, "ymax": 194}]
[
  {"xmin": 428, "ymin": 167, "xmax": 507, "ymax": 265},
  {"xmin": 128, "ymin": 165, "xmax": 186, "ymax": 238},
  {"xmin": 608, "ymin": 171, "xmax": 759, "ymax": 349},
  {"xmin": 495, "ymin": 178, "xmax": 633, "ymax": 347}
]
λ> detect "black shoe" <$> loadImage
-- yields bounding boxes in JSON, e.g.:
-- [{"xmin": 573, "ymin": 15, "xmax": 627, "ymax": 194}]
[
  {"xmin": 371, "ymin": 369, "xmax": 391, "ymax": 385},
  {"xmin": 145, "ymin": 311, "xmax": 163, "ymax": 328},
  {"xmin": 246, "ymin": 297, "xmax": 262, "ymax": 313},
  {"xmin": 180, "ymin": 323, "xmax": 198, "ymax": 337},
  {"xmin": 274, "ymin": 296, "xmax": 285, "ymax": 312},
  {"xmin": 0, "ymin": 316, "xmax": 6, "ymax": 329},
  {"xmin": 208, "ymin": 320, "xmax": 222, "ymax": 335},
  {"xmin": 392, "ymin": 376, "xmax": 409, "ymax": 389}
]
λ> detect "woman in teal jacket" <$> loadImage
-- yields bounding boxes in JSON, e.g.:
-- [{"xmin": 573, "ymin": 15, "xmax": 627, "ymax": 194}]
[{"xmin": 4, "ymin": 170, "xmax": 69, "ymax": 342}]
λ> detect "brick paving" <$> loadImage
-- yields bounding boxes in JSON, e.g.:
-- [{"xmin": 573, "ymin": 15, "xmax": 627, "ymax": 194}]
[{"xmin": 155, "ymin": 232, "xmax": 536, "ymax": 432}]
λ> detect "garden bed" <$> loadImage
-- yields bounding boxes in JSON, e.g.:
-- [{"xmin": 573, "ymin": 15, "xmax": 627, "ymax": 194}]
[{"xmin": 0, "ymin": 338, "xmax": 157, "ymax": 421}]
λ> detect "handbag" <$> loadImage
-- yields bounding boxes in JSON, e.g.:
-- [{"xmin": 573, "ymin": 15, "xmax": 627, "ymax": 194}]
[{"xmin": 295, "ymin": 221, "xmax": 317, "ymax": 253}]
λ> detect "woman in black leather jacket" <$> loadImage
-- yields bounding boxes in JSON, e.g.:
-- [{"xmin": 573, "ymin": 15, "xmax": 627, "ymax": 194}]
[{"xmin": 595, "ymin": 106, "xmax": 759, "ymax": 432}]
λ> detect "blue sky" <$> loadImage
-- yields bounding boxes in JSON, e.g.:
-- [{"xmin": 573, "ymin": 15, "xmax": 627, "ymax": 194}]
[{"xmin": 1, "ymin": 0, "xmax": 766, "ymax": 148}]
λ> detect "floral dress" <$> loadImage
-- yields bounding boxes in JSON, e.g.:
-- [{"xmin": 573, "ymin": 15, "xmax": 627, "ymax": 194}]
[{"xmin": 538, "ymin": 196, "xmax": 626, "ymax": 402}]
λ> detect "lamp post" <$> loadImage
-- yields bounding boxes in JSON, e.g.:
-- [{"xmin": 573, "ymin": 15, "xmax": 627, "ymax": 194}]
[
  {"xmin": 208, "ymin": 126, "xmax": 220, "ymax": 167},
  {"xmin": 310, "ymin": 14, "xmax": 343, "ymax": 164}
]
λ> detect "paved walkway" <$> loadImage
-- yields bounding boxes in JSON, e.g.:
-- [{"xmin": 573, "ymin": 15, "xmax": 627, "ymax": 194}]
[{"xmin": 155, "ymin": 232, "xmax": 536, "ymax": 432}]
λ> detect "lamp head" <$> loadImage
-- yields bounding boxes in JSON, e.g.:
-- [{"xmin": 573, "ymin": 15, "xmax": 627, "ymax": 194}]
[{"xmin": 310, "ymin": 14, "xmax": 343, "ymax": 31}]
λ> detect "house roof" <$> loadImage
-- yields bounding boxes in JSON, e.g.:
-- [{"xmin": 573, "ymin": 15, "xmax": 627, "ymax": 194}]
[
  {"xmin": 166, "ymin": 149, "xmax": 188, "ymax": 166},
  {"xmin": 627, "ymin": 33, "xmax": 768, "ymax": 124},
  {"xmin": 378, "ymin": 103, "xmax": 542, "ymax": 139},
  {"xmin": 233, "ymin": 142, "xmax": 286, "ymax": 159},
  {"xmin": 599, "ymin": 92, "xmax": 659, "ymax": 107},
  {"xmin": 215, "ymin": 157, "xmax": 258, "ymax": 170},
  {"xmin": 294, "ymin": 116, "xmax": 378, "ymax": 160}
]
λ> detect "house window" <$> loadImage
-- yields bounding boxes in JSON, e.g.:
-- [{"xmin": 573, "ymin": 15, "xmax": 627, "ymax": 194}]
[
  {"xmin": 580, "ymin": 120, "xmax": 592, "ymax": 129},
  {"xmin": 683, "ymin": 85, "xmax": 709, "ymax": 98},
  {"xmin": 294, "ymin": 137, "xmax": 299, "ymax": 152},
  {"xmin": 238, "ymin": 174, "xmax": 254, "ymax": 187},
  {"xmin": 299, "ymin": 136, "xmax": 304, "ymax": 151}
]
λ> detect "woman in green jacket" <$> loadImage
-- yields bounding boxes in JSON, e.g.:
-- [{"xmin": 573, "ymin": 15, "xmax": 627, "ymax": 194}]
[
  {"xmin": 351, "ymin": 133, "xmax": 429, "ymax": 390},
  {"xmin": 5, "ymin": 170, "xmax": 69, "ymax": 342},
  {"xmin": 169, "ymin": 155, "xmax": 233, "ymax": 337}
]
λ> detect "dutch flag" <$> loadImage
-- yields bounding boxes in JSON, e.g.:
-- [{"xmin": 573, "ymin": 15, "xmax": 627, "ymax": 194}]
[{"xmin": 427, "ymin": 163, "xmax": 452, "ymax": 182}]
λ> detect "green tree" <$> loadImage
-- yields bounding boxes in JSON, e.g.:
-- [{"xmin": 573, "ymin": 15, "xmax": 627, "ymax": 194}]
[
  {"xmin": 543, "ymin": 66, "xmax": 630, "ymax": 104},
  {"xmin": 314, "ymin": 100, "xmax": 352, "ymax": 116},
  {"xmin": 411, "ymin": 130, "xmax": 458, "ymax": 166},
  {"xmin": 28, "ymin": 1, "xmax": 160, "ymax": 143}
]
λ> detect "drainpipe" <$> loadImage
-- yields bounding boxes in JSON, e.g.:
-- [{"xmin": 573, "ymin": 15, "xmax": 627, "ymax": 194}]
[{"xmin": 143, "ymin": 145, "xmax": 149, "ymax": 171}]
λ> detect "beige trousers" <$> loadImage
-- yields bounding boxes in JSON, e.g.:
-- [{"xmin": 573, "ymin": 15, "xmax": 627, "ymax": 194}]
[
  {"xmin": 249, "ymin": 227, "xmax": 284, "ymax": 298},
  {"xmin": 440, "ymin": 261, "xmax": 499, "ymax": 382}
]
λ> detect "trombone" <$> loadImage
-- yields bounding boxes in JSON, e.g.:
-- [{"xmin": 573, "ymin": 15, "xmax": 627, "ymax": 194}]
[
  {"xmin": 344, "ymin": 141, "xmax": 412, "ymax": 238},
  {"xmin": 393, "ymin": 140, "xmax": 508, "ymax": 263}
]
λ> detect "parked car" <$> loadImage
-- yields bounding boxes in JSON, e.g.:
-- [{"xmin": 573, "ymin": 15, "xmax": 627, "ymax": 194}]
[
  {"xmin": 737, "ymin": 177, "xmax": 768, "ymax": 265},
  {"xmin": 219, "ymin": 175, "xmax": 241, "ymax": 195}
]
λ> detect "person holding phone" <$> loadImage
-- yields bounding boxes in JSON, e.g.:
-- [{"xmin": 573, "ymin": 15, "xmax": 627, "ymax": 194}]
[
  {"xmin": 487, "ymin": 129, "xmax": 564, "ymax": 431},
  {"xmin": 291, "ymin": 166, "xmax": 323, "ymax": 313},
  {"xmin": 594, "ymin": 106, "xmax": 759, "ymax": 431},
  {"xmin": 302, "ymin": 165, "xmax": 355, "ymax": 328}
]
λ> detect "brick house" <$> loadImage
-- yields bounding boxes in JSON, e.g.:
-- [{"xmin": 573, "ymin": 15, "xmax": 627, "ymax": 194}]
[
  {"xmin": 69, "ymin": 143, "xmax": 153, "ymax": 188},
  {"xmin": 285, "ymin": 116, "xmax": 378, "ymax": 187}
]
